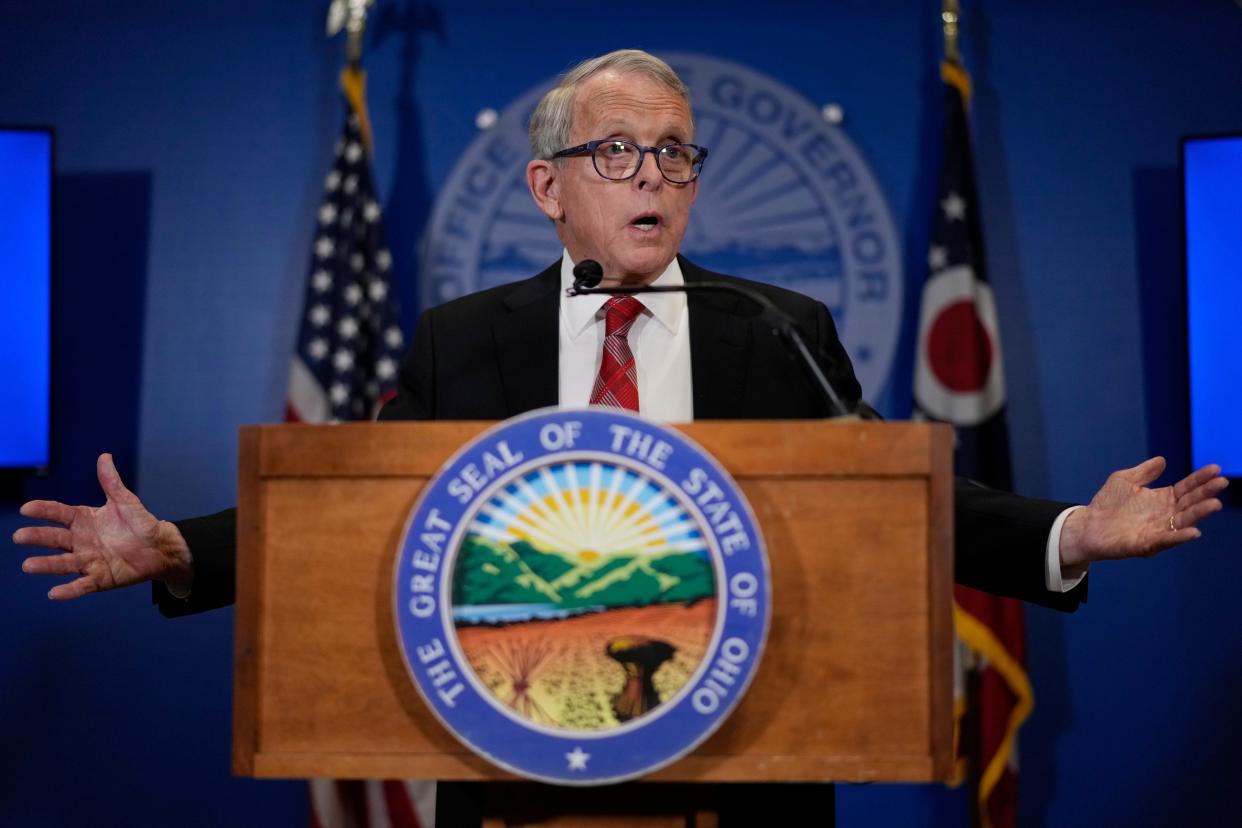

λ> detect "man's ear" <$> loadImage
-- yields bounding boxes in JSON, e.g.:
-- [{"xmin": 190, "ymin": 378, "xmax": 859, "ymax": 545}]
[{"xmin": 527, "ymin": 159, "xmax": 563, "ymax": 221}]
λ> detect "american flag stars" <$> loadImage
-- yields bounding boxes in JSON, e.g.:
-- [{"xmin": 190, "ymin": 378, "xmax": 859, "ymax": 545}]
[
  {"xmin": 940, "ymin": 191, "xmax": 967, "ymax": 222},
  {"xmin": 287, "ymin": 101, "xmax": 405, "ymax": 424},
  {"xmin": 384, "ymin": 325, "xmax": 403, "ymax": 349}
]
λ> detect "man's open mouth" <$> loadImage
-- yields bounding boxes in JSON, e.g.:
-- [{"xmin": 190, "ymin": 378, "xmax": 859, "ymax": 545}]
[{"xmin": 630, "ymin": 213, "xmax": 661, "ymax": 232}]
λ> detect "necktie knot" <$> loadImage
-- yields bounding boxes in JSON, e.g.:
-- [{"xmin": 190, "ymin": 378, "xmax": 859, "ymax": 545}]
[{"xmin": 603, "ymin": 296, "xmax": 645, "ymax": 337}]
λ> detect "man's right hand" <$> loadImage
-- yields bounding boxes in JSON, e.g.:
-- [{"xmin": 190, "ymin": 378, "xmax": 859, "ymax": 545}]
[{"xmin": 13, "ymin": 453, "xmax": 192, "ymax": 600}]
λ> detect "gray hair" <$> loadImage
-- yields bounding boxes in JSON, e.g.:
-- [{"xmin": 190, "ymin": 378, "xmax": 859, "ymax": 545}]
[{"xmin": 528, "ymin": 49, "xmax": 693, "ymax": 161}]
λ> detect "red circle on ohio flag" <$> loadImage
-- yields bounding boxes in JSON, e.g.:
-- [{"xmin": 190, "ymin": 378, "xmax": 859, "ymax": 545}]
[
  {"xmin": 914, "ymin": 265, "xmax": 1006, "ymax": 425},
  {"xmin": 926, "ymin": 301, "xmax": 994, "ymax": 393}
]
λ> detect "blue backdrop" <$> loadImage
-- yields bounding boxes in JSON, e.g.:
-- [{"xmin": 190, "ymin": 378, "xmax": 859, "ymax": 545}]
[{"xmin": 2, "ymin": 1, "xmax": 1241, "ymax": 825}]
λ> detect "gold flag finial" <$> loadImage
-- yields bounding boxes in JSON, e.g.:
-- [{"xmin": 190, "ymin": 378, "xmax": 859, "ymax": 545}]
[
  {"xmin": 942, "ymin": 0, "xmax": 962, "ymax": 65},
  {"xmin": 327, "ymin": 0, "xmax": 377, "ymax": 67},
  {"xmin": 328, "ymin": 0, "xmax": 378, "ymax": 152}
]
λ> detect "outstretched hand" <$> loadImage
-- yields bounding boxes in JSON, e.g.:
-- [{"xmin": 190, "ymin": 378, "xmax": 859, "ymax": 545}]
[
  {"xmin": 13, "ymin": 453, "xmax": 192, "ymax": 600},
  {"xmin": 1060, "ymin": 457, "xmax": 1228, "ymax": 570}
]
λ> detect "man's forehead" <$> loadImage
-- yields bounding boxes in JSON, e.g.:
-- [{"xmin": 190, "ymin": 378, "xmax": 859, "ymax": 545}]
[
  {"xmin": 591, "ymin": 116, "xmax": 693, "ymax": 140},
  {"xmin": 572, "ymin": 72, "xmax": 693, "ymax": 135}
]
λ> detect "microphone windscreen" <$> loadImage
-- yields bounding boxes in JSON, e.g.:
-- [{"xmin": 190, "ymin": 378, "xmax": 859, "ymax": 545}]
[{"xmin": 572, "ymin": 259, "xmax": 604, "ymax": 288}]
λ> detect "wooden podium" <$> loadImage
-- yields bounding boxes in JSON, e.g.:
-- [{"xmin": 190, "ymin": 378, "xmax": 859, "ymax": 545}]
[{"xmin": 232, "ymin": 420, "xmax": 955, "ymax": 825}]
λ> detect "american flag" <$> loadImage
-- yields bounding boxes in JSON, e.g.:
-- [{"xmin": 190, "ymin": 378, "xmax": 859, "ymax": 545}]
[
  {"xmin": 286, "ymin": 75, "xmax": 404, "ymax": 425},
  {"xmin": 913, "ymin": 57, "xmax": 1032, "ymax": 828},
  {"xmin": 291, "ymin": 66, "xmax": 433, "ymax": 828},
  {"xmin": 310, "ymin": 778, "xmax": 434, "ymax": 828}
]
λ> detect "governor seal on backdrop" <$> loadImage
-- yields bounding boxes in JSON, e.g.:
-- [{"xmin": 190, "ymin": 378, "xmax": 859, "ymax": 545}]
[
  {"xmin": 393, "ymin": 408, "xmax": 770, "ymax": 785},
  {"xmin": 419, "ymin": 53, "xmax": 903, "ymax": 401}
]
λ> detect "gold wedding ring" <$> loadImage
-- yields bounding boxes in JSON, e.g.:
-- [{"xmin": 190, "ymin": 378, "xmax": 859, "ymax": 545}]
[{"xmin": 1168, "ymin": 515, "xmax": 1177, "ymax": 531}]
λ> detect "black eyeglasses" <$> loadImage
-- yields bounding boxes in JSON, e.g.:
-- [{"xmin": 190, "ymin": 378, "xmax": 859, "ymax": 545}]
[{"xmin": 551, "ymin": 139, "xmax": 709, "ymax": 184}]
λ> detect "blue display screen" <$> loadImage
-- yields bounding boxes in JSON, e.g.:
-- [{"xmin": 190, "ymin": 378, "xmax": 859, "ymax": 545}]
[
  {"xmin": 1184, "ymin": 134, "xmax": 1242, "ymax": 478},
  {"xmin": 0, "ymin": 128, "xmax": 52, "ymax": 469}
]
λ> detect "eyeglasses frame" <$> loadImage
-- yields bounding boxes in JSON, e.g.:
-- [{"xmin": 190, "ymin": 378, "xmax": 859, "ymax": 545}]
[{"xmin": 550, "ymin": 139, "xmax": 709, "ymax": 184}]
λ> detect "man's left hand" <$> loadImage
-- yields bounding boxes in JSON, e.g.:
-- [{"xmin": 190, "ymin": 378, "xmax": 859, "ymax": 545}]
[{"xmin": 1060, "ymin": 456, "xmax": 1228, "ymax": 569}]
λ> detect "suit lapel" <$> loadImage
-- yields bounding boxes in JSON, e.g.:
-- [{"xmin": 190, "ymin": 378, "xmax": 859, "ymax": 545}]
[
  {"xmin": 492, "ymin": 261, "xmax": 561, "ymax": 416},
  {"xmin": 683, "ymin": 257, "xmax": 753, "ymax": 419}
]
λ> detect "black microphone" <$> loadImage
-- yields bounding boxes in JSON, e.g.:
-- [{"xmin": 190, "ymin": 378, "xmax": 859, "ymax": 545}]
[
  {"xmin": 566, "ymin": 260, "xmax": 857, "ymax": 418},
  {"xmin": 572, "ymin": 259, "xmax": 604, "ymax": 291}
]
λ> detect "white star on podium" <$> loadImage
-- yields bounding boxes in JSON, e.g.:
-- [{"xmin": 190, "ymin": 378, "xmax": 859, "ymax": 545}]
[{"xmin": 565, "ymin": 747, "xmax": 590, "ymax": 771}]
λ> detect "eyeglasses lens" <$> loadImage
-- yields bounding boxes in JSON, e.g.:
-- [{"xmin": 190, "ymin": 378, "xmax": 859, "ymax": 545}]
[{"xmin": 590, "ymin": 142, "xmax": 702, "ymax": 183}]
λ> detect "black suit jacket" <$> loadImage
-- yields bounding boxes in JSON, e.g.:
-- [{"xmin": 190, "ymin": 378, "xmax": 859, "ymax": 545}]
[{"xmin": 159, "ymin": 257, "xmax": 1084, "ymax": 615}]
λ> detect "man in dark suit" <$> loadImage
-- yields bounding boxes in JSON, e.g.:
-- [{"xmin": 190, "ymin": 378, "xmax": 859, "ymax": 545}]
[
  {"xmin": 152, "ymin": 253, "xmax": 1071, "ymax": 617},
  {"xmin": 14, "ymin": 49, "xmax": 1226, "ymax": 623},
  {"xmin": 10, "ymin": 45, "xmax": 1229, "ymax": 828}
]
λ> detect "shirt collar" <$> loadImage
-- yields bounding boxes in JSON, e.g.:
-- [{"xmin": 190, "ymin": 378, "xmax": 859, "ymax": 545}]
[{"xmin": 560, "ymin": 250, "xmax": 686, "ymax": 340}]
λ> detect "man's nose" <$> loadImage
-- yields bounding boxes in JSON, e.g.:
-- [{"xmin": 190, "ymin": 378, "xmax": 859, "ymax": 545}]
[{"xmin": 633, "ymin": 149, "xmax": 663, "ymax": 190}]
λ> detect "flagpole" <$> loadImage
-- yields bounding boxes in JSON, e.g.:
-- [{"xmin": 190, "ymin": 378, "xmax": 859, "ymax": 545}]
[
  {"xmin": 942, "ymin": 0, "xmax": 962, "ymax": 66},
  {"xmin": 344, "ymin": 5, "xmax": 368, "ymax": 68},
  {"xmin": 940, "ymin": 0, "xmax": 972, "ymax": 107},
  {"xmin": 923, "ymin": 9, "xmax": 1034, "ymax": 828},
  {"xmin": 328, "ymin": 0, "xmax": 377, "ymax": 153}
]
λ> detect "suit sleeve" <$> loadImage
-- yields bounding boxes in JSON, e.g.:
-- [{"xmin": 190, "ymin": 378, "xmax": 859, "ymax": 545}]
[
  {"xmin": 152, "ymin": 508, "xmax": 239, "ymax": 617},
  {"xmin": 953, "ymin": 481, "xmax": 1087, "ymax": 612},
  {"xmin": 805, "ymin": 298, "xmax": 1085, "ymax": 611},
  {"xmin": 152, "ymin": 310, "xmax": 436, "ymax": 618}
]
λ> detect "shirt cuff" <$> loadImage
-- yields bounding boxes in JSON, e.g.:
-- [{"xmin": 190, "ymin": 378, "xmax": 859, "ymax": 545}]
[{"xmin": 1046, "ymin": 505, "xmax": 1089, "ymax": 592}]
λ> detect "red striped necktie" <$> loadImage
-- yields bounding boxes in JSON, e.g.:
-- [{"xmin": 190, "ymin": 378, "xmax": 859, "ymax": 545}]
[{"xmin": 590, "ymin": 296, "xmax": 645, "ymax": 412}]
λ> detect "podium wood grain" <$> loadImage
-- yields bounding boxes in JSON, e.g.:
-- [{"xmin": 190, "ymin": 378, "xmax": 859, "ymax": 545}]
[{"xmin": 233, "ymin": 421, "xmax": 954, "ymax": 783}]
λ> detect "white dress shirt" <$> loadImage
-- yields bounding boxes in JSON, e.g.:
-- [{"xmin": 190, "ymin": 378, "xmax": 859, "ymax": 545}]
[
  {"xmin": 558, "ymin": 253, "xmax": 693, "ymax": 422},
  {"xmin": 554, "ymin": 250, "xmax": 1085, "ymax": 595}
]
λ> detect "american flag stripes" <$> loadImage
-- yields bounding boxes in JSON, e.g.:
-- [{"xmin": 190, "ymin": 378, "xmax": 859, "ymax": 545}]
[{"xmin": 310, "ymin": 779, "xmax": 435, "ymax": 828}]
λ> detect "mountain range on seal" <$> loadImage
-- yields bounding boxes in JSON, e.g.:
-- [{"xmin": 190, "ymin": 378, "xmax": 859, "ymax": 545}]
[{"xmin": 452, "ymin": 536, "xmax": 715, "ymax": 611}]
